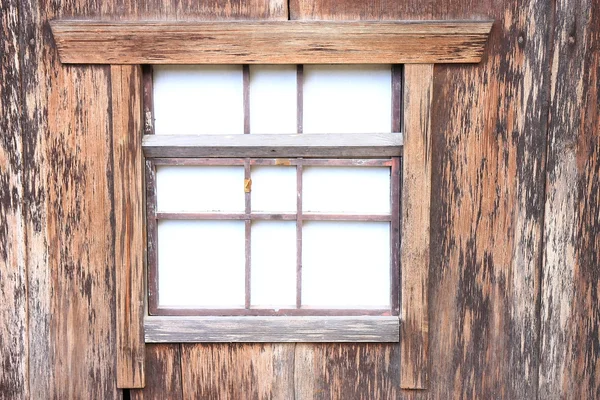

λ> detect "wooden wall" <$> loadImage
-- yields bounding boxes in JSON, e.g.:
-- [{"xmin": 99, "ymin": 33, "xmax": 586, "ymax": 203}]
[{"xmin": 1, "ymin": 0, "xmax": 598, "ymax": 398}]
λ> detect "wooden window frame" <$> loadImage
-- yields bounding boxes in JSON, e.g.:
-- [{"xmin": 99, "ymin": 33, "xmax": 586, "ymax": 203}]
[{"xmin": 50, "ymin": 19, "xmax": 493, "ymax": 390}]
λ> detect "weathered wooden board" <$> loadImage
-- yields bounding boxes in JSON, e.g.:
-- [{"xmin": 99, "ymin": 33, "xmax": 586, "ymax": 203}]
[
  {"xmin": 143, "ymin": 133, "xmax": 403, "ymax": 158},
  {"xmin": 180, "ymin": 343, "xmax": 295, "ymax": 399},
  {"xmin": 425, "ymin": 0, "xmax": 552, "ymax": 397},
  {"xmin": 130, "ymin": 344, "xmax": 183, "ymax": 400},
  {"xmin": 145, "ymin": 316, "xmax": 400, "ymax": 343},
  {"xmin": 0, "ymin": 0, "xmax": 28, "ymax": 398},
  {"xmin": 111, "ymin": 64, "xmax": 145, "ymax": 388},
  {"xmin": 50, "ymin": 20, "xmax": 492, "ymax": 65},
  {"xmin": 293, "ymin": 343, "xmax": 402, "ymax": 399},
  {"xmin": 401, "ymin": 63, "xmax": 433, "ymax": 389},
  {"xmin": 539, "ymin": 0, "xmax": 600, "ymax": 398},
  {"xmin": 19, "ymin": 0, "xmax": 119, "ymax": 396}
]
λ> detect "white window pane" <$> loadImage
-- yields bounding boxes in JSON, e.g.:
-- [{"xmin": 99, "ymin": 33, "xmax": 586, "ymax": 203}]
[
  {"xmin": 251, "ymin": 166, "xmax": 297, "ymax": 213},
  {"xmin": 156, "ymin": 166, "xmax": 245, "ymax": 213},
  {"xmin": 251, "ymin": 221, "xmax": 297, "ymax": 307},
  {"xmin": 153, "ymin": 65, "xmax": 244, "ymax": 135},
  {"xmin": 302, "ymin": 222, "xmax": 390, "ymax": 308},
  {"xmin": 303, "ymin": 65, "xmax": 392, "ymax": 134},
  {"xmin": 249, "ymin": 65, "xmax": 297, "ymax": 134},
  {"xmin": 158, "ymin": 220, "xmax": 245, "ymax": 307},
  {"xmin": 303, "ymin": 167, "xmax": 390, "ymax": 214}
]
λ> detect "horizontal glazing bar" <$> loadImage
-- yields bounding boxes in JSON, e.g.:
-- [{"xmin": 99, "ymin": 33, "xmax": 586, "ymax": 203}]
[{"xmin": 156, "ymin": 212, "xmax": 392, "ymax": 221}]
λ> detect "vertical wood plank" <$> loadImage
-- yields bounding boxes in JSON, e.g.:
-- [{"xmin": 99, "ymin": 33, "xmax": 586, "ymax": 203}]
[
  {"xmin": 293, "ymin": 343, "xmax": 401, "ymax": 399},
  {"xmin": 130, "ymin": 344, "xmax": 183, "ymax": 400},
  {"xmin": 401, "ymin": 64, "xmax": 433, "ymax": 389},
  {"xmin": 112, "ymin": 64, "xmax": 145, "ymax": 388},
  {"xmin": 540, "ymin": 0, "xmax": 600, "ymax": 397},
  {"xmin": 180, "ymin": 343, "xmax": 295, "ymax": 399},
  {"xmin": 20, "ymin": 0, "xmax": 118, "ymax": 397},
  {"xmin": 0, "ymin": 0, "xmax": 28, "ymax": 397}
]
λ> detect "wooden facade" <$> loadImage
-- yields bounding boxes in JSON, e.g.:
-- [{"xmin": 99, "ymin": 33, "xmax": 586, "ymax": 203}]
[{"xmin": 1, "ymin": 0, "xmax": 599, "ymax": 399}]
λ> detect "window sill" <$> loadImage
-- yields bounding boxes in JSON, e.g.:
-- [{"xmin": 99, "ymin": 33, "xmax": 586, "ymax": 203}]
[{"xmin": 145, "ymin": 315, "xmax": 399, "ymax": 343}]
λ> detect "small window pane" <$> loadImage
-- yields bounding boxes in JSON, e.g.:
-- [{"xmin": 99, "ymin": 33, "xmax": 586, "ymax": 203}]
[
  {"xmin": 251, "ymin": 166, "xmax": 297, "ymax": 213},
  {"xmin": 251, "ymin": 221, "xmax": 297, "ymax": 307},
  {"xmin": 153, "ymin": 65, "xmax": 244, "ymax": 135},
  {"xmin": 303, "ymin": 65, "xmax": 392, "ymax": 134},
  {"xmin": 157, "ymin": 220, "xmax": 245, "ymax": 307},
  {"xmin": 302, "ymin": 221, "xmax": 390, "ymax": 308},
  {"xmin": 156, "ymin": 166, "xmax": 245, "ymax": 213},
  {"xmin": 249, "ymin": 65, "xmax": 297, "ymax": 134},
  {"xmin": 303, "ymin": 166, "xmax": 391, "ymax": 214}
]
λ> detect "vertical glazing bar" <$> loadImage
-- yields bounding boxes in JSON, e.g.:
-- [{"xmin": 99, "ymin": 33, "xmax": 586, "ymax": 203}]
[
  {"xmin": 392, "ymin": 64, "xmax": 403, "ymax": 133},
  {"xmin": 244, "ymin": 159, "xmax": 252, "ymax": 308},
  {"xmin": 142, "ymin": 65, "xmax": 155, "ymax": 136},
  {"xmin": 391, "ymin": 157, "xmax": 401, "ymax": 315},
  {"xmin": 243, "ymin": 65, "xmax": 250, "ymax": 134},
  {"xmin": 296, "ymin": 160, "xmax": 303, "ymax": 308},
  {"xmin": 297, "ymin": 65, "xmax": 303, "ymax": 134},
  {"xmin": 146, "ymin": 161, "xmax": 159, "ymax": 315}
]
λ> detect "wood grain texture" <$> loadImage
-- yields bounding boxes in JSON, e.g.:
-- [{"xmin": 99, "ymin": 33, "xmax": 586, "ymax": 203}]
[
  {"xmin": 142, "ymin": 133, "xmax": 403, "ymax": 158},
  {"xmin": 539, "ymin": 0, "xmax": 600, "ymax": 397},
  {"xmin": 292, "ymin": 0, "xmax": 552, "ymax": 398},
  {"xmin": 180, "ymin": 343, "xmax": 295, "ymax": 400},
  {"xmin": 293, "ymin": 343, "xmax": 401, "ymax": 399},
  {"xmin": 18, "ymin": 0, "xmax": 287, "ymax": 398},
  {"xmin": 50, "ymin": 20, "xmax": 492, "ymax": 65},
  {"xmin": 111, "ymin": 64, "xmax": 145, "ymax": 388},
  {"xmin": 145, "ymin": 316, "xmax": 400, "ymax": 343},
  {"xmin": 130, "ymin": 344, "xmax": 183, "ymax": 400},
  {"xmin": 19, "ymin": 0, "xmax": 119, "ymax": 397},
  {"xmin": 0, "ymin": 0, "xmax": 28, "ymax": 398},
  {"xmin": 400, "ymin": 64, "xmax": 433, "ymax": 389},
  {"xmin": 426, "ymin": 0, "xmax": 552, "ymax": 397}
]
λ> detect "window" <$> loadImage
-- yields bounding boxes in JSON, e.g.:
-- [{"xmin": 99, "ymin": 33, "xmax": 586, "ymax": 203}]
[{"xmin": 144, "ymin": 64, "xmax": 402, "ymax": 341}]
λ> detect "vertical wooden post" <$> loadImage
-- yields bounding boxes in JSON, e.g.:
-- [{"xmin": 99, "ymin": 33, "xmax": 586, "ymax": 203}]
[
  {"xmin": 111, "ymin": 64, "xmax": 145, "ymax": 388},
  {"xmin": 401, "ymin": 63, "xmax": 433, "ymax": 389}
]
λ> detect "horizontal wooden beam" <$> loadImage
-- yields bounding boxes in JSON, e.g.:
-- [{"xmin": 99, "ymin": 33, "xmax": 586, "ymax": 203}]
[
  {"xmin": 142, "ymin": 133, "xmax": 403, "ymax": 158},
  {"xmin": 145, "ymin": 316, "xmax": 400, "ymax": 342},
  {"xmin": 50, "ymin": 20, "xmax": 493, "ymax": 65}
]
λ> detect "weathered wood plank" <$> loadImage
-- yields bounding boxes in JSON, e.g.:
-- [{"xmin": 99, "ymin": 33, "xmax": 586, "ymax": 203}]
[
  {"xmin": 19, "ymin": 0, "xmax": 119, "ymax": 396},
  {"xmin": 111, "ymin": 64, "xmax": 145, "ymax": 388},
  {"xmin": 0, "ymin": 0, "xmax": 28, "ymax": 397},
  {"xmin": 425, "ymin": 0, "xmax": 552, "ymax": 398},
  {"xmin": 294, "ymin": 343, "xmax": 401, "ymax": 399},
  {"xmin": 145, "ymin": 316, "xmax": 400, "ymax": 343},
  {"xmin": 400, "ymin": 63, "xmax": 433, "ymax": 389},
  {"xmin": 130, "ymin": 344, "xmax": 183, "ymax": 400},
  {"xmin": 49, "ymin": 20, "xmax": 493, "ymax": 65},
  {"xmin": 539, "ymin": 0, "xmax": 600, "ymax": 397},
  {"xmin": 142, "ymin": 133, "xmax": 403, "ymax": 158},
  {"xmin": 180, "ymin": 343, "xmax": 295, "ymax": 400}
]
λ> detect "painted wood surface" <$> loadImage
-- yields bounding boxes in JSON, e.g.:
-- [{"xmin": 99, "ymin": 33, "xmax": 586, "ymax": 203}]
[
  {"xmin": 111, "ymin": 64, "xmax": 145, "ymax": 388},
  {"xmin": 50, "ymin": 21, "xmax": 492, "ymax": 65},
  {"xmin": 143, "ymin": 133, "xmax": 403, "ymax": 158},
  {"xmin": 400, "ymin": 64, "xmax": 433, "ymax": 389},
  {"xmin": 0, "ymin": 0, "xmax": 28, "ymax": 398},
  {"xmin": 539, "ymin": 0, "xmax": 600, "ymax": 397}
]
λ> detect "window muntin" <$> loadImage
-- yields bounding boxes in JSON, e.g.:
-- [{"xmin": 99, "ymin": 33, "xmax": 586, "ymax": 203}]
[
  {"xmin": 147, "ymin": 64, "xmax": 401, "ymax": 322},
  {"xmin": 148, "ymin": 157, "xmax": 400, "ymax": 316}
]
